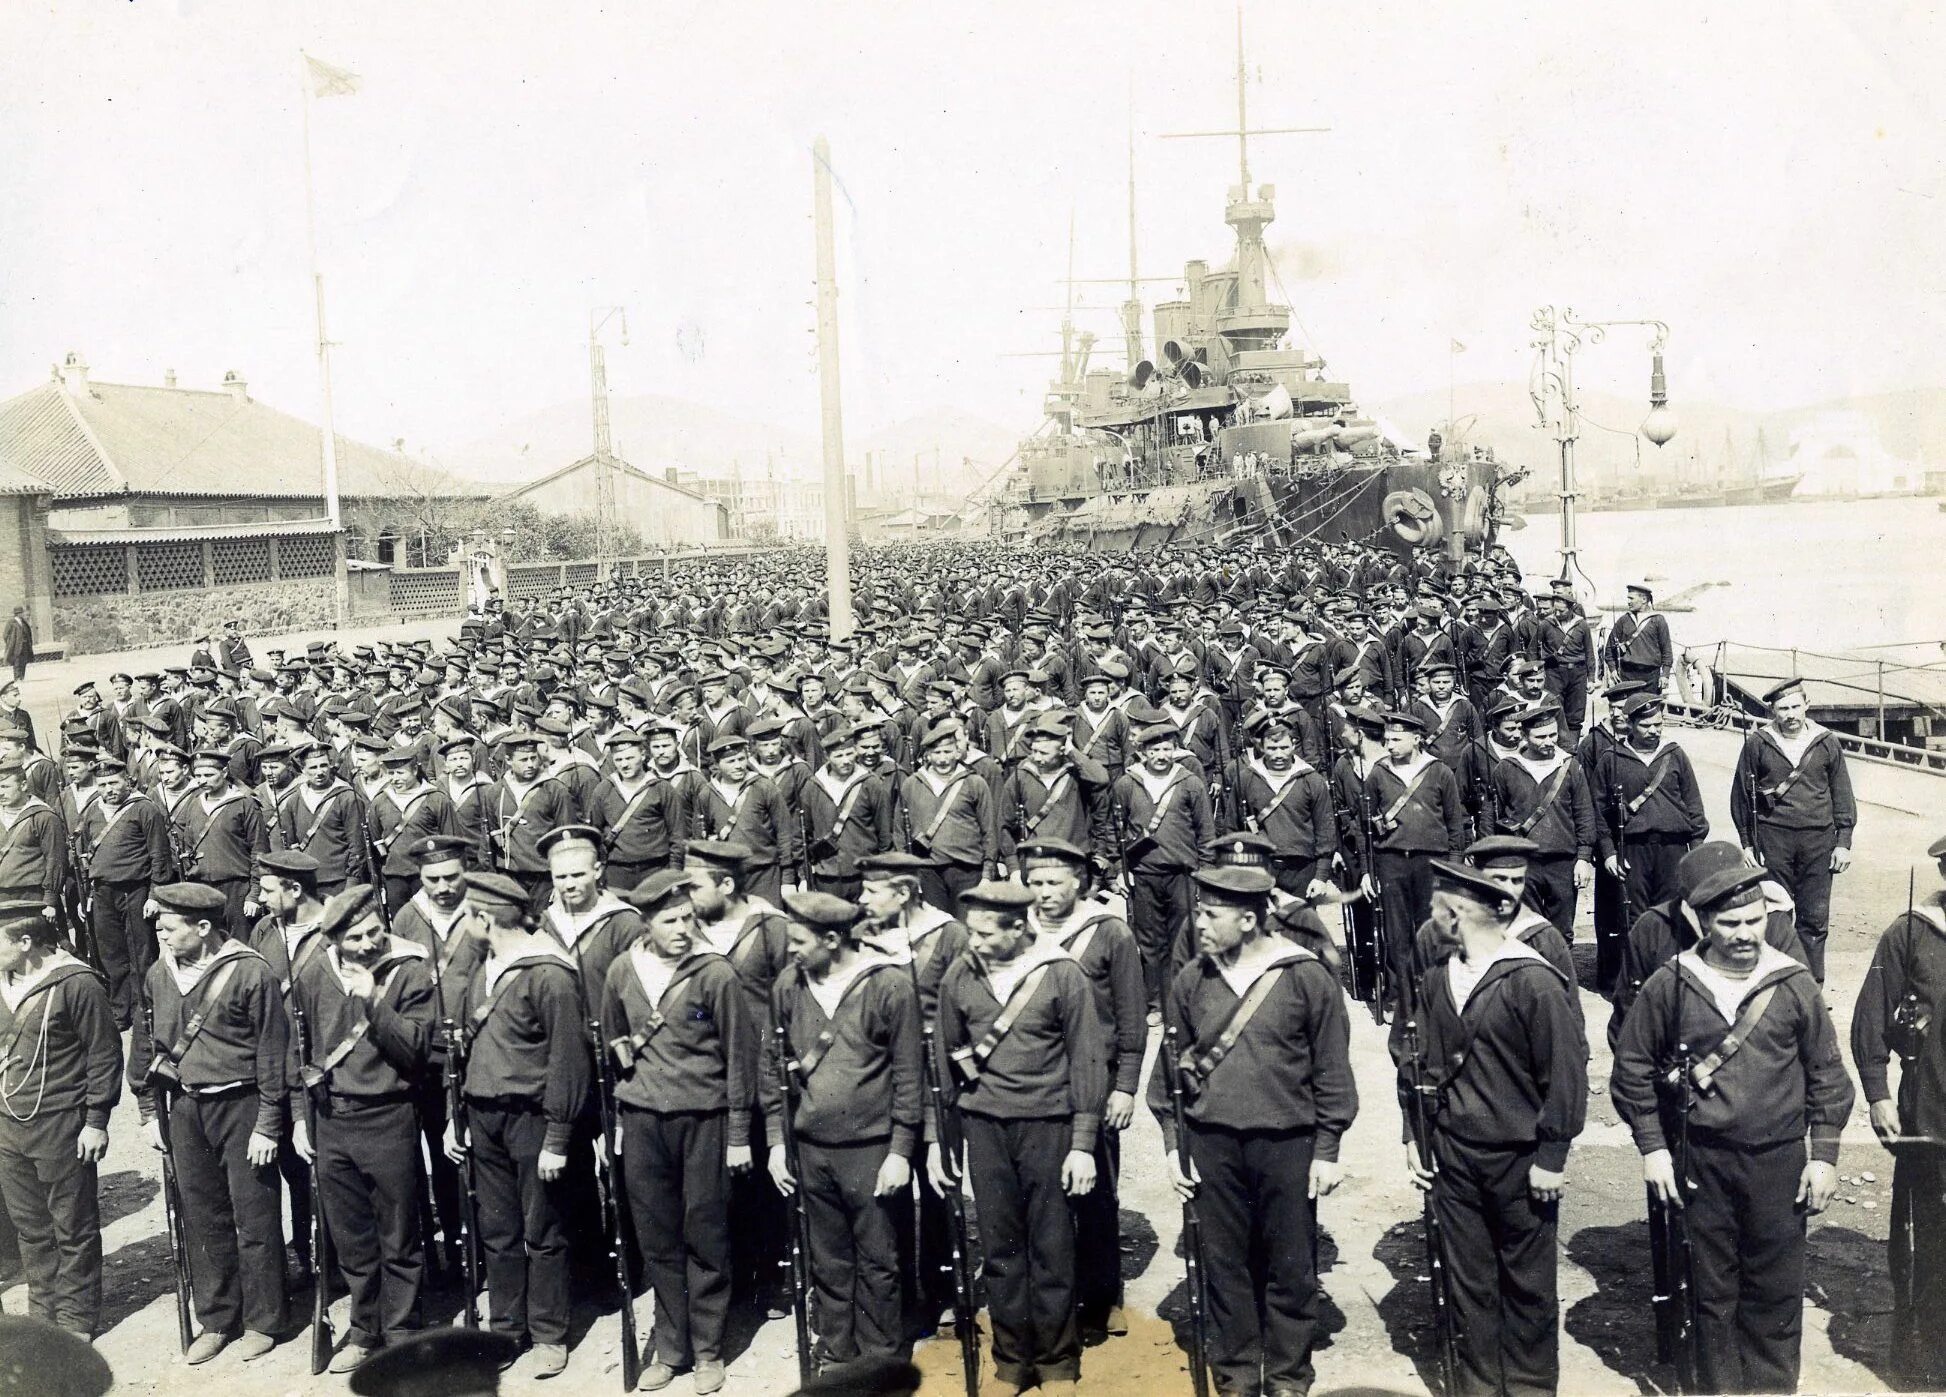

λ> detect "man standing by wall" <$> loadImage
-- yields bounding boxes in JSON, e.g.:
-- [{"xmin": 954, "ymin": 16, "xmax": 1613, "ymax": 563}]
[{"xmin": 3, "ymin": 606, "xmax": 33, "ymax": 684}]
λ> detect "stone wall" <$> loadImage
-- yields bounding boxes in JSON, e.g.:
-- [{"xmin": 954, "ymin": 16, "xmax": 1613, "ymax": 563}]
[{"xmin": 53, "ymin": 578, "xmax": 337, "ymax": 657}]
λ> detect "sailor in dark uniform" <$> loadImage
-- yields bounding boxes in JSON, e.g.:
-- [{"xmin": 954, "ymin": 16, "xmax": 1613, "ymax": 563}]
[
  {"xmin": 856, "ymin": 850, "xmax": 970, "ymax": 1338},
  {"xmin": 764, "ymin": 890, "xmax": 923, "ymax": 1367},
  {"xmin": 0, "ymin": 900, "xmax": 121, "ymax": 1337},
  {"xmin": 1728, "ymin": 677, "xmax": 1856, "ymax": 982},
  {"xmin": 930, "ymin": 879, "xmax": 1106, "ymax": 1397},
  {"xmin": 444, "ymin": 870, "xmax": 591, "ymax": 1380},
  {"xmin": 1486, "ymin": 705, "xmax": 1597, "ymax": 938},
  {"xmin": 130, "ymin": 881, "xmax": 290, "ymax": 1364},
  {"xmin": 1612, "ymin": 861, "xmax": 1853, "ymax": 1394},
  {"xmin": 1602, "ymin": 582, "xmax": 1673, "ymax": 694},
  {"xmin": 1850, "ymin": 832, "xmax": 1946, "ymax": 1387},
  {"xmin": 1362, "ymin": 711, "xmax": 1467, "ymax": 1000},
  {"xmin": 1152, "ymin": 864, "xmax": 1356, "ymax": 1397},
  {"xmin": 290, "ymin": 884, "xmax": 435, "ymax": 1371},
  {"xmin": 1596, "ymin": 693, "xmax": 1707, "ymax": 922},
  {"xmin": 390, "ymin": 834, "xmax": 485, "ymax": 1276},
  {"xmin": 1395, "ymin": 859, "xmax": 1587, "ymax": 1397},
  {"xmin": 1019, "ymin": 837, "xmax": 1147, "ymax": 1342},
  {"xmin": 606, "ymin": 867, "xmax": 756, "ymax": 1395}
]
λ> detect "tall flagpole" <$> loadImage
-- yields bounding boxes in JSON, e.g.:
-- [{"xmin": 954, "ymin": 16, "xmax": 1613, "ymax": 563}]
[
  {"xmin": 300, "ymin": 52, "xmax": 350, "ymax": 624},
  {"xmin": 812, "ymin": 136, "xmax": 853, "ymax": 642}
]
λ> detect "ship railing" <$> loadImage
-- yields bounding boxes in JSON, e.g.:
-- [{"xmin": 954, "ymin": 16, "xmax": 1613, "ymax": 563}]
[{"xmin": 1663, "ymin": 694, "xmax": 1946, "ymax": 778}]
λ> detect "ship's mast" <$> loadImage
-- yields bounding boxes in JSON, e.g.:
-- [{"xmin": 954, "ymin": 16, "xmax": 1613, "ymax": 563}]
[
  {"xmin": 1061, "ymin": 209, "xmax": 1077, "ymax": 387},
  {"xmin": 1124, "ymin": 122, "xmax": 1144, "ymax": 369},
  {"xmin": 1160, "ymin": 3, "xmax": 1327, "ymax": 352}
]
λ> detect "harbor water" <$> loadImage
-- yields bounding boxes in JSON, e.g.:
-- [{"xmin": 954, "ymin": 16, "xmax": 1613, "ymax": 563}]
[{"xmin": 1504, "ymin": 496, "xmax": 1946, "ymax": 653}]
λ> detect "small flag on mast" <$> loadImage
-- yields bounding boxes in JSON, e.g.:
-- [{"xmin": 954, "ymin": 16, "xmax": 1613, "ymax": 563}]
[
  {"xmin": 305, "ymin": 54, "xmax": 361, "ymax": 98},
  {"xmin": 1450, "ymin": 338, "xmax": 1467, "ymax": 354}
]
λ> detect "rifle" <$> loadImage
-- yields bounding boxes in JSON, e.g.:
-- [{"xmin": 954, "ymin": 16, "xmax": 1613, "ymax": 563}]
[
  {"xmin": 1160, "ymin": 1024, "xmax": 1211, "ymax": 1397},
  {"xmin": 771, "ymin": 1013, "xmax": 817, "ymax": 1385},
  {"xmin": 1609, "ymin": 771, "xmax": 1637, "ymax": 934},
  {"xmin": 1400, "ymin": 937, "xmax": 1460, "ymax": 1395},
  {"xmin": 144, "ymin": 997, "xmax": 196, "ymax": 1354},
  {"xmin": 1890, "ymin": 868, "xmax": 1926, "ymax": 1372},
  {"xmin": 1353, "ymin": 761, "xmax": 1392, "ymax": 1022},
  {"xmin": 60, "ymin": 828, "xmax": 100, "ymax": 970},
  {"xmin": 795, "ymin": 806, "xmax": 815, "ymax": 891},
  {"xmin": 588, "ymin": 1017, "xmax": 641, "ymax": 1391},
  {"xmin": 289, "ymin": 991, "xmax": 335, "ymax": 1375},
  {"xmin": 1650, "ymin": 936, "xmax": 1702, "ymax": 1392},
  {"xmin": 913, "ymin": 965, "xmax": 981, "ymax": 1397},
  {"xmin": 428, "ymin": 957, "xmax": 481, "ymax": 1327}
]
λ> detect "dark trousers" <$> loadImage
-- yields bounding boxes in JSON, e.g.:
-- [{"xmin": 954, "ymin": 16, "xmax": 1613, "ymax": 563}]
[
  {"xmin": 731, "ymin": 1139, "xmax": 786, "ymax": 1303},
  {"xmin": 1545, "ymin": 670, "xmax": 1588, "ymax": 747},
  {"xmin": 1890, "ymin": 1140, "xmax": 1946, "ymax": 1385},
  {"xmin": 920, "ymin": 859, "xmax": 983, "ymax": 917},
  {"xmin": 745, "ymin": 862, "xmax": 785, "ymax": 907},
  {"xmin": 169, "ymin": 1087, "xmax": 290, "ymax": 1338},
  {"xmin": 278, "ymin": 1125, "xmax": 314, "ymax": 1269},
  {"xmin": 1591, "ymin": 863, "xmax": 1626, "ymax": 995},
  {"xmin": 1620, "ymin": 836, "xmax": 1689, "ymax": 920},
  {"xmin": 1073, "ymin": 1128, "xmax": 1122, "ymax": 1328},
  {"xmin": 799, "ymin": 1138, "xmax": 904, "ymax": 1363},
  {"xmin": 90, "ymin": 878, "xmax": 152, "ymax": 1029},
  {"xmin": 1525, "ymin": 855, "xmax": 1577, "ymax": 939},
  {"xmin": 1619, "ymin": 662, "xmax": 1663, "ymax": 694},
  {"xmin": 0, "ymin": 1106, "xmax": 101, "ymax": 1336},
  {"xmin": 1685, "ymin": 1134, "xmax": 1806, "ymax": 1394},
  {"xmin": 897, "ymin": 1166, "xmax": 958, "ymax": 1336},
  {"xmin": 316, "ymin": 1096, "xmax": 425, "ymax": 1345},
  {"xmin": 1131, "ymin": 867, "xmax": 1191, "ymax": 1012},
  {"xmin": 381, "ymin": 874, "xmax": 416, "ymax": 917},
  {"xmin": 962, "ymin": 1114, "xmax": 1080, "ymax": 1386},
  {"xmin": 1188, "ymin": 1125, "xmax": 1320, "ymax": 1397},
  {"xmin": 210, "ymin": 877, "xmax": 251, "ymax": 938},
  {"xmin": 470, "ymin": 1100, "xmax": 571, "ymax": 1346},
  {"xmin": 621, "ymin": 1107, "xmax": 730, "ymax": 1367},
  {"xmin": 606, "ymin": 858, "xmax": 658, "ymax": 893},
  {"xmin": 1270, "ymin": 856, "xmax": 1323, "ymax": 902},
  {"xmin": 1375, "ymin": 850, "xmax": 1435, "ymax": 994},
  {"xmin": 1753, "ymin": 824, "xmax": 1836, "ymax": 982},
  {"xmin": 1430, "ymin": 1133, "xmax": 1557, "ymax": 1397},
  {"xmin": 810, "ymin": 872, "xmax": 863, "ymax": 903}
]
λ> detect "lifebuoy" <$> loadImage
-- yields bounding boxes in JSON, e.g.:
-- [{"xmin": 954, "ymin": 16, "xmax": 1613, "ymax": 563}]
[
  {"xmin": 1460, "ymin": 484, "xmax": 1489, "ymax": 539},
  {"xmin": 1383, "ymin": 488, "xmax": 1445, "ymax": 546}
]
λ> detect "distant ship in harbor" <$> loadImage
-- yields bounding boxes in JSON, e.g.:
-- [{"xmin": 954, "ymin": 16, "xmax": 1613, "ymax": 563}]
[{"xmin": 1581, "ymin": 426, "xmax": 1802, "ymax": 512}]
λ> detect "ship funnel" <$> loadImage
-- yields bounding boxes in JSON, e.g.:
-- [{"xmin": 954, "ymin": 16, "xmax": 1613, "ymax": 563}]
[{"xmin": 1129, "ymin": 360, "xmax": 1154, "ymax": 390}]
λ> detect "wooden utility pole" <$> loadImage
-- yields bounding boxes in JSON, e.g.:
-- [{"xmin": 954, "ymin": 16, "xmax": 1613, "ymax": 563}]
[{"xmin": 813, "ymin": 135, "xmax": 854, "ymax": 639}]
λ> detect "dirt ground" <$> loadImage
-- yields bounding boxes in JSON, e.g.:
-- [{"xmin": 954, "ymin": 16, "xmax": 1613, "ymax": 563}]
[{"xmin": 7, "ymin": 722, "xmax": 1934, "ymax": 1396}]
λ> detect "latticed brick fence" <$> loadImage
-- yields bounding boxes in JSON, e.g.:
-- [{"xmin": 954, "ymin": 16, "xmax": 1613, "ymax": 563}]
[{"xmin": 48, "ymin": 529, "xmax": 763, "ymax": 655}]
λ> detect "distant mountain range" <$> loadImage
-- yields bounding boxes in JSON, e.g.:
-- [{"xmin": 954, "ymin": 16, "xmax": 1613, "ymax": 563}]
[
  {"xmin": 444, "ymin": 395, "xmax": 1019, "ymax": 503},
  {"xmin": 1369, "ymin": 382, "xmax": 1945, "ymax": 493},
  {"xmin": 443, "ymin": 381, "xmax": 1942, "ymax": 508}
]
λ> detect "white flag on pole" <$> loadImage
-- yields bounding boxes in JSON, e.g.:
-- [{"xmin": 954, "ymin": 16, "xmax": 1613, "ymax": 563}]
[
  {"xmin": 305, "ymin": 54, "xmax": 361, "ymax": 98},
  {"xmin": 1450, "ymin": 338, "xmax": 1467, "ymax": 354}
]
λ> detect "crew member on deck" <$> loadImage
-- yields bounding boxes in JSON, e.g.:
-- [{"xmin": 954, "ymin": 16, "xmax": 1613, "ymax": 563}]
[{"xmin": 1729, "ymin": 678, "xmax": 1856, "ymax": 983}]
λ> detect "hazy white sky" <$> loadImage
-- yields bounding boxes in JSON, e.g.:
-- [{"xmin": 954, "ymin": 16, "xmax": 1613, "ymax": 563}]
[{"xmin": 2, "ymin": 1, "xmax": 1940, "ymax": 463}]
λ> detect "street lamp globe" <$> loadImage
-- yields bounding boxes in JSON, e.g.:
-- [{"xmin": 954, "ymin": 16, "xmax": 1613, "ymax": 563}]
[{"xmin": 1641, "ymin": 351, "xmax": 1677, "ymax": 447}]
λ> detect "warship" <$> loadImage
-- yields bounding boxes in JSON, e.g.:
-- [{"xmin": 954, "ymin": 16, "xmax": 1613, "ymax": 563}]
[{"xmin": 989, "ymin": 9, "xmax": 1513, "ymax": 559}]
